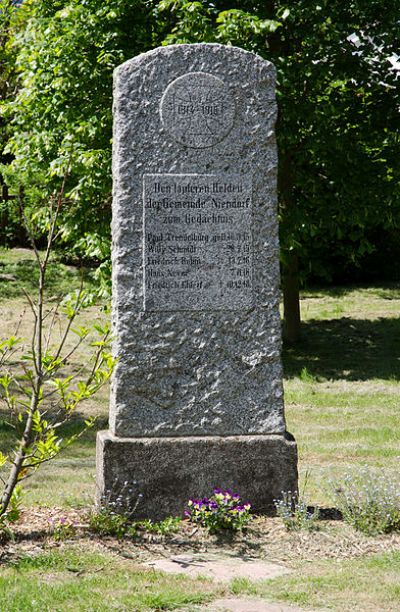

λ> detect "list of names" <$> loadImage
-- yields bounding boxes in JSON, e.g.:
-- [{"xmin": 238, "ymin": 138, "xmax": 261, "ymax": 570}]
[{"xmin": 143, "ymin": 174, "xmax": 253, "ymax": 310}]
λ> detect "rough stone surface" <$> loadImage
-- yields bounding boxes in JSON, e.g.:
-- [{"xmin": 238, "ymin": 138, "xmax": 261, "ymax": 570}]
[
  {"xmin": 110, "ymin": 43, "xmax": 285, "ymax": 438},
  {"xmin": 143, "ymin": 554, "xmax": 291, "ymax": 582},
  {"xmin": 96, "ymin": 431, "xmax": 298, "ymax": 519}
]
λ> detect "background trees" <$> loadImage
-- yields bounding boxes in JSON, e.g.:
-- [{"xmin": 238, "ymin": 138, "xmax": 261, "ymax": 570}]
[
  {"xmin": 1, "ymin": 1, "xmax": 399, "ymax": 336},
  {"xmin": 155, "ymin": 1, "xmax": 400, "ymax": 340},
  {"xmin": 1, "ymin": 0, "xmax": 153, "ymax": 288}
]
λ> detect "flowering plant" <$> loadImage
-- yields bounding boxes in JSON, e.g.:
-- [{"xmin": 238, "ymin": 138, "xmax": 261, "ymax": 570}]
[
  {"xmin": 274, "ymin": 491, "xmax": 319, "ymax": 531},
  {"xmin": 185, "ymin": 488, "xmax": 252, "ymax": 534},
  {"xmin": 330, "ymin": 466, "xmax": 400, "ymax": 535},
  {"xmin": 49, "ymin": 516, "xmax": 78, "ymax": 541}
]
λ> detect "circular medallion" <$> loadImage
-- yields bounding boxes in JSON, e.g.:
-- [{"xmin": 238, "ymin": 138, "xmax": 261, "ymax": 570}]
[{"xmin": 160, "ymin": 72, "xmax": 236, "ymax": 149}]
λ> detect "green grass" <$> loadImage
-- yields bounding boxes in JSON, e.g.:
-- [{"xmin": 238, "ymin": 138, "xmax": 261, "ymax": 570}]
[
  {"xmin": 282, "ymin": 283, "xmax": 400, "ymax": 504},
  {"xmin": 3, "ymin": 544, "xmax": 397, "ymax": 612},
  {"xmin": 0, "ymin": 249, "xmax": 399, "ymax": 507},
  {"xmin": 1, "ymin": 249, "xmax": 400, "ymax": 610},
  {"xmin": 0, "ymin": 547, "xmax": 221, "ymax": 611},
  {"xmin": 231, "ymin": 551, "xmax": 400, "ymax": 612}
]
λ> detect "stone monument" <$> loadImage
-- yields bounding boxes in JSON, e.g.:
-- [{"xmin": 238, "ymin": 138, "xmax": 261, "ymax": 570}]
[{"xmin": 96, "ymin": 43, "xmax": 298, "ymax": 519}]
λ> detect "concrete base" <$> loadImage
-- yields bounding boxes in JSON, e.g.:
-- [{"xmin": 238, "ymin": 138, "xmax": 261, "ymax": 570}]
[{"xmin": 96, "ymin": 431, "xmax": 298, "ymax": 520}]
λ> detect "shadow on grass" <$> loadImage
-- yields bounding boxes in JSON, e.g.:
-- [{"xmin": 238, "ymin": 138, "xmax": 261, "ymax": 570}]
[
  {"xmin": 283, "ymin": 317, "xmax": 400, "ymax": 382},
  {"xmin": 302, "ymin": 281, "xmax": 400, "ymax": 300}
]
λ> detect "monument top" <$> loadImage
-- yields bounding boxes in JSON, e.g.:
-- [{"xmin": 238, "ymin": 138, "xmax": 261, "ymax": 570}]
[{"xmin": 115, "ymin": 42, "xmax": 276, "ymax": 75}]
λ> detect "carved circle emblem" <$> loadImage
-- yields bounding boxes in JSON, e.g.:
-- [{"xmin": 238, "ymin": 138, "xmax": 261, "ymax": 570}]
[{"xmin": 160, "ymin": 72, "xmax": 235, "ymax": 149}]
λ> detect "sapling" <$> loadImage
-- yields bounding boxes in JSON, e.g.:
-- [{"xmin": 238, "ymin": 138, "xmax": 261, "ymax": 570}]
[{"xmin": 0, "ymin": 168, "xmax": 115, "ymax": 522}]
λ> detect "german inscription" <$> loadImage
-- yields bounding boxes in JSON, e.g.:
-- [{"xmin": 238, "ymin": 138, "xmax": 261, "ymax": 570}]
[
  {"xmin": 144, "ymin": 174, "xmax": 253, "ymax": 311},
  {"xmin": 160, "ymin": 72, "xmax": 235, "ymax": 148}
]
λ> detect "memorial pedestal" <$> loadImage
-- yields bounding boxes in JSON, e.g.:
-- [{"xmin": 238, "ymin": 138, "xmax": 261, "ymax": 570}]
[{"xmin": 97, "ymin": 431, "xmax": 298, "ymax": 519}]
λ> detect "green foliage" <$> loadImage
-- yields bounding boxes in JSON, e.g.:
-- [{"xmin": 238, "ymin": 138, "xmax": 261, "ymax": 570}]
[
  {"xmin": 135, "ymin": 516, "xmax": 181, "ymax": 536},
  {"xmin": 88, "ymin": 507, "xmax": 128, "ymax": 539},
  {"xmin": 274, "ymin": 491, "xmax": 319, "ymax": 532},
  {"xmin": 0, "ymin": 301, "xmax": 115, "ymax": 517},
  {"xmin": 0, "ymin": 485, "xmax": 22, "ymax": 525},
  {"xmin": 156, "ymin": 0, "xmax": 400, "ymax": 281},
  {"xmin": 0, "ymin": 485, "xmax": 22, "ymax": 541},
  {"xmin": 1, "ymin": 0, "xmax": 153, "ymax": 291},
  {"xmin": 0, "ymin": 0, "xmax": 18, "ymax": 125},
  {"xmin": 89, "ymin": 510, "xmax": 182, "ymax": 539},
  {"xmin": 330, "ymin": 466, "xmax": 400, "ymax": 535},
  {"xmin": 157, "ymin": 0, "xmax": 214, "ymax": 44},
  {"xmin": 185, "ymin": 488, "xmax": 253, "ymax": 534},
  {"xmin": 0, "ymin": 179, "xmax": 116, "ymax": 521},
  {"xmin": 49, "ymin": 515, "xmax": 79, "ymax": 541},
  {"xmin": 299, "ymin": 367, "xmax": 317, "ymax": 384},
  {"xmin": 1, "ymin": 1, "xmax": 399, "ymax": 287}
]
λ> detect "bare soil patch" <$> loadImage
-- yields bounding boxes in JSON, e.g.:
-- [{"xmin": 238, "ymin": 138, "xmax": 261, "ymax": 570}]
[{"xmin": 2, "ymin": 506, "xmax": 400, "ymax": 570}]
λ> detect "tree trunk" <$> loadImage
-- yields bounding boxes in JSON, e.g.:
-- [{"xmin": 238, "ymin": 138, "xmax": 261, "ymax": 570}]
[
  {"xmin": 282, "ymin": 250, "xmax": 301, "ymax": 343},
  {"xmin": 278, "ymin": 145, "xmax": 301, "ymax": 344}
]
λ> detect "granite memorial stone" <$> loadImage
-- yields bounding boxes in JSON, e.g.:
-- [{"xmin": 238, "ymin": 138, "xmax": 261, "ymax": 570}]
[{"xmin": 96, "ymin": 43, "xmax": 298, "ymax": 519}]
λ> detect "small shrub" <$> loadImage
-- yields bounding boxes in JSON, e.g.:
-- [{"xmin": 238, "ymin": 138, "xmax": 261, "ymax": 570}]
[
  {"xmin": 299, "ymin": 367, "xmax": 317, "ymax": 383},
  {"xmin": 0, "ymin": 486, "xmax": 23, "ymax": 541},
  {"xmin": 274, "ymin": 491, "xmax": 319, "ymax": 531},
  {"xmin": 89, "ymin": 479, "xmax": 143, "ymax": 539},
  {"xmin": 49, "ymin": 516, "xmax": 78, "ymax": 541},
  {"xmin": 136, "ymin": 517, "xmax": 181, "ymax": 536},
  {"xmin": 330, "ymin": 466, "xmax": 400, "ymax": 535},
  {"xmin": 89, "ymin": 508, "xmax": 128, "ymax": 539},
  {"xmin": 185, "ymin": 488, "xmax": 252, "ymax": 534},
  {"xmin": 2, "ymin": 486, "xmax": 22, "ymax": 524}
]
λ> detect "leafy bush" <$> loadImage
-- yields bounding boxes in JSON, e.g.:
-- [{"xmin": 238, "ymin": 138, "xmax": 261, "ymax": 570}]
[
  {"xmin": 185, "ymin": 488, "xmax": 252, "ymax": 534},
  {"xmin": 274, "ymin": 490, "xmax": 319, "ymax": 532},
  {"xmin": 89, "ymin": 512, "xmax": 182, "ymax": 539},
  {"xmin": 135, "ymin": 517, "xmax": 181, "ymax": 536},
  {"xmin": 330, "ymin": 466, "xmax": 400, "ymax": 535},
  {"xmin": 49, "ymin": 516, "xmax": 79, "ymax": 541},
  {"xmin": 88, "ymin": 508, "xmax": 128, "ymax": 539},
  {"xmin": 0, "ymin": 485, "xmax": 21, "ymax": 542}
]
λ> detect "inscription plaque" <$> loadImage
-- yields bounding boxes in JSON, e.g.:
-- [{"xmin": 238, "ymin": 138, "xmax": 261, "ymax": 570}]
[
  {"xmin": 143, "ymin": 173, "xmax": 253, "ymax": 311},
  {"xmin": 160, "ymin": 72, "xmax": 235, "ymax": 148}
]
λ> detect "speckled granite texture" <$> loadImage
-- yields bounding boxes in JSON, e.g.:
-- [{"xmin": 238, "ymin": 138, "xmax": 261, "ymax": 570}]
[
  {"xmin": 97, "ymin": 432, "xmax": 298, "ymax": 520},
  {"xmin": 109, "ymin": 44, "xmax": 287, "ymax": 438}
]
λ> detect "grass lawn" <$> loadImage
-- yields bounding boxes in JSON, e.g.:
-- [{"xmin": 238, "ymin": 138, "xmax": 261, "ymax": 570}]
[
  {"xmin": 231, "ymin": 550, "xmax": 400, "ymax": 611},
  {"xmin": 0, "ymin": 547, "xmax": 223, "ymax": 611},
  {"xmin": 283, "ymin": 285, "xmax": 400, "ymax": 504},
  {"xmin": 0, "ymin": 248, "xmax": 399, "ymax": 611}
]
